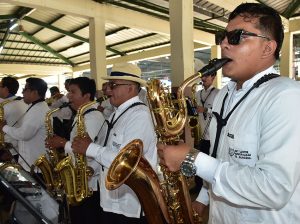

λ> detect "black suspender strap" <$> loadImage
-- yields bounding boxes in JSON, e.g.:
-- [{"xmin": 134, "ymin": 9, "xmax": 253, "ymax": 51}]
[
  {"xmin": 200, "ymin": 87, "xmax": 215, "ymax": 106},
  {"xmin": 103, "ymin": 102, "xmax": 146, "ymax": 147},
  {"xmin": 11, "ymin": 98, "xmax": 45, "ymax": 127},
  {"xmin": 211, "ymin": 73, "xmax": 279, "ymax": 158},
  {"xmin": 70, "ymin": 108, "xmax": 99, "ymax": 133}
]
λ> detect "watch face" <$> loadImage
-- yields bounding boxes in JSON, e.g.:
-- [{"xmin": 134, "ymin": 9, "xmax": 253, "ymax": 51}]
[{"xmin": 181, "ymin": 161, "xmax": 196, "ymax": 177}]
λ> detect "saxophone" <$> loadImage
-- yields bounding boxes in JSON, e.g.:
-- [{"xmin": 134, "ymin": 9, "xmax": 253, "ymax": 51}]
[
  {"xmin": 106, "ymin": 58, "xmax": 231, "ymax": 224},
  {"xmin": 32, "ymin": 103, "xmax": 70, "ymax": 192},
  {"xmin": 188, "ymin": 83, "xmax": 202, "ymax": 147},
  {"xmin": 55, "ymin": 101, "xmax": 96, "ymax": 205},
  {"xmin": 0, "ymin": 100, "xmax": 13, "ymax": 161}
]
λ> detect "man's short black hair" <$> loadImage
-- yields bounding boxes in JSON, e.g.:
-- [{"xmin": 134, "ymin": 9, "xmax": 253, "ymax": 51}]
[
  {"xmin": 69, "ymin": 77, "xmax": 96, "ymax": 100},
  {"xmin": 49, "ymin": 86, "xmax": 60, "ymax": 95},
  {"xmin": 26, "ymin": 77, "xmax": 48, "ymax": 99},
  {"xmin": 2, "ymin": 76, "xmax": 19, "ymax": 95},
  {"xmin": 229, "ymin": 3, "xmax": 284, "ymax": 60}
]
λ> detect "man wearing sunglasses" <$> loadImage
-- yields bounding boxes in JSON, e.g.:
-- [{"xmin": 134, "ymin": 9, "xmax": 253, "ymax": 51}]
[
  {"xmin": 158, "ymin": 3, "xmax": 300, "ymax": 224},
  {"xmin": 72, "ymin": 63, "xmax": 157, "ymax": 224}
]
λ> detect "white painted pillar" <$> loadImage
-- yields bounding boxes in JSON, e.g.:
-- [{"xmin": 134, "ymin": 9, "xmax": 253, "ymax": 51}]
[
  {"xmin": 280, "ymin": 32, "xmax": 293, "ymax": 78},
  {"xmin": 89, "ymin": 16, "xmax": 107, "ymax": 89},
  {"xmin": 169, "ymin": 0, "xmax": 194, "ymax": 87}
]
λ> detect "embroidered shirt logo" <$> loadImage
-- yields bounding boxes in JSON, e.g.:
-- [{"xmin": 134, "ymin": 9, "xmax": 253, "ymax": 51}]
[
  {"xmin": 227, "ymin": 133, "xmax": 234, "ymax": 139},
  {"xmin": 112, "ymin": 141, "xmax": 121, "ymax": 149},
  {"xmin": 229, "ymin": 149, "xmax": 251, "ymax": 159}
]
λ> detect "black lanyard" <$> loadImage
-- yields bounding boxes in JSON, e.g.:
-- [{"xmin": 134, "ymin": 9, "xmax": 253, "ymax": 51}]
[
  {"xmin": 103, "ymin": 102, "xmax": 145, "ymax": 147},
  {"xmin": 11, "ymin": 98, "xmax": 44, "ymax": 127},
  {"xmin": 211, "ymin": 74, "xmax": 279, "ymax": 158},
  {"xmin": 200, "ymin": 87, "xmax": 215, "ymax": 106}
]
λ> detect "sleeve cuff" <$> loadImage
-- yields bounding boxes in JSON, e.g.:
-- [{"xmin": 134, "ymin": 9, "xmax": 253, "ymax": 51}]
[
  {"xmin": 195, "ymin": 187, "xmax": 209, "ymax": 205},
  {"xmin": 195, "ymin": 152, "xmax": 220, "ymax": 183},
  {"xmin": 64, "ymin": 141, "xmax": 72, "ymax": 153},
  {"xmin": 2, "ymin": 125, "xmax": 9, "ymax": 133},
  {"xmin": 86, "ymin": 142, "xmax": 101, "ymax": 159}
]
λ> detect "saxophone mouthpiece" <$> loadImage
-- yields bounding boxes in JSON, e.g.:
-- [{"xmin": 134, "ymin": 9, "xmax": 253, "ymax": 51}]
[{"xmin": 200, "ymin": 58, "xmax": 232, "ymax": 77}]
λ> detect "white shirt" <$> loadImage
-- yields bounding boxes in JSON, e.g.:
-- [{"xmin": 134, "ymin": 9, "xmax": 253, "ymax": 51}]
[
  {"xmin": 3, "ymin": 101, "xmax": 49, "ymax": 171},
  {"xmin": 64, "ymin": 103, "xmax": 105, "ymax": 191},
  {"xmin": 86, "ymin": 96, "xmax": 157, "ymax": 218},
  {"xmin": 196, "ymin": 86, "xmax": 219, "ymax": 140},
  {"xmin": 1, "ymin": 96, "xmax": 28, "ymax": 155},
  {"xmin": 196, "ymin": 66, "xmax": 300, "ymax": 224}
]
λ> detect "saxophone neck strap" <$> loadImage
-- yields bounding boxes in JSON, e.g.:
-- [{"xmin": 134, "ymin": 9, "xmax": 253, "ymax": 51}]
[
  {"xmin": 70, "ymin": 107, "xmax": 100, "ymax": 133},
  {"xmin": 211, "ymin": 73, "xmax": 279, "ymax": 158},
  {"xmin": 200, "ymin": 87, "xmax": 215, "ymax": 106}
]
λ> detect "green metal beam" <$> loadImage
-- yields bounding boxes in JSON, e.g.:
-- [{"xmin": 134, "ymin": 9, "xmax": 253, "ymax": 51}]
[
  {"xmin": 107, "ymin": 33, "xmax": 157, "ymax": 48},
  {"xmin": 0, "ymin": 22, "xmax": 9, "ymax": 30},
  {"xmin": 18, "ymin": 31, "xmax": 74, "ymax": 66},
  {"xmin": 15, "ymin": 7, "xmax": 35, "ymax": 19},
  {"xmin": 282, "ymin": 0, "xmax": 300, "ymax": 18},
  {"xmin": 23, "ymin": 16, "xmax": 125, "ymax": 56},
  {"xmin": 0, "ymin": 15, "xmax": 15, "ymax": 20},
  {"xmin": 32, "ymin": 14, "xmax": 65, "ymax": 35},
  {"xmin": 2, "ymin": 47, "xmax": 47, "ymax": 52},
  {"xmin": 68, "ymin": 51, "xmax": 89, "ymax": 59},
  {"xmin": 0, "ymin": 27, "xmax": 10, "ymax": 49},
  {"xmin": 45, "ymin": 23, "xmax": 89, "ymax": 45},
  {"xmin": 0, "ymin": 59, "xmax": 66, "ymax": 65},
  {"xmin": 0, "ymin": 53, "xmax": 57, "ymax": 59},
  {"xmin": 106, "ymin": 26, "xmax": 128, "ymax": 36},
  {"xmin": 23, "ymin": 16, "xmax": 89, "ymax": 42},
  {"xmin": 124, "ymin": 41, "xmax": 170, "ymax": 54}
]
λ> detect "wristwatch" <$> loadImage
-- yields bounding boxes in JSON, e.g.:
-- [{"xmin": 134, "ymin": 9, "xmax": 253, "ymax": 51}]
[{"xmin": 180, "ymin": 153, "xmax": 197, "ymax": 177}]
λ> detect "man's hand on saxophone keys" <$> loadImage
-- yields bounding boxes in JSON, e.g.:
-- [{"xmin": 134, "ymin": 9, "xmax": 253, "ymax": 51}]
[
  {"xmin": 72, "ymin": 135, "xmax": 92, "ymax": 155},
  {"xmin": 46, "ymin": 135, "xmax": 67, "ymax": 149},
  {"xmin": 157, "ymin": 142, "xmax": 191, "ymax": 172}
]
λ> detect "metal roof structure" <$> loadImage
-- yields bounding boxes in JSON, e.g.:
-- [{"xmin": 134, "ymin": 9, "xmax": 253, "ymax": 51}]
[{"xmin": 0, "ymin": 0, "xmax": 299, "ymax": 78}]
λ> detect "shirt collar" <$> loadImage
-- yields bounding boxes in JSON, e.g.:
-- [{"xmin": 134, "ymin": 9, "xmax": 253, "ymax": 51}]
[
  {"xmin": 203, "ymin": 85, "xmax": 214, "ymax": 92},
  {"xmin": 227, "ymin": 66, "xmax": 278, "ymax": 92},
  {"xmin": 115, "ymin": 96, "xmax": 140, "ymax": 114}
]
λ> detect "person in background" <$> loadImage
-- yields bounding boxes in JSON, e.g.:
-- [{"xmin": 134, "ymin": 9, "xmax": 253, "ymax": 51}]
[
  {"xmin": 0, "ymin": 77, "xmax": 48, "ymax": 172},
  {"xmin": 0, "ymin": 76, "xmax": 28, "ymax": 161},
  {"xmin": 48, "ymin": 86, "xmax": 68, "ymax": 109},
  {"xmin": 64, "ymin": 78, "xmax": 72, "ymax": 93},
  {"xmin": 157, "ymin": 3, "xmax": 300, "ymax": 224},
  {"xmin": 46, "ymin": 77, "xmax": 105, "ymax": 224},
  {"xmin": 72, "ymin": 63, "xmax": 157, "ymax": 224},
  {"xmin": 97, "ymin": 82, "xmax": 114, "ymax": 119},
  {"xmin": 195, "ymin": 71, "xmax": 219, "ymax": 155}
]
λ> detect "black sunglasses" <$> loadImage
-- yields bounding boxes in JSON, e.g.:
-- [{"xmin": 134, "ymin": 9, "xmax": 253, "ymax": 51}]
[
  {"xmin": 215, "ymin": 29, "xmax": 271, "ymax": 45},
  {"xmin": 107, "ymin": 82, "xmax": 132, "ymax": 90}
]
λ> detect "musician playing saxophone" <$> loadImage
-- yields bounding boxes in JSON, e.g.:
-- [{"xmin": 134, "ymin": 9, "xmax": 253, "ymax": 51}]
[
  {"xmin": 158, "ymin": 3, "xmax": 300, "ymax": 224},
  {"xmin": 0, "ymin": 78, "xmax": 48, "ymax": 171},
  {"xmin": 45, "ymin": 77, "xmax": 104, "ymax": 224},
  {"xmin": 72, "ymin": 63, "xmax": 157, "ymax": 224},
  {"xmin": 0, "ymin": 77, "xmax": 28, "ymax": 161}
]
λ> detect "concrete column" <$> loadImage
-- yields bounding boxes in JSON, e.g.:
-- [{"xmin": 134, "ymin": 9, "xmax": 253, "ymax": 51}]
[
  {"xmin": 280, "ymin": 32, "xmax": 293, "ymax": 78},
  {"xmin": 58, "ymin": 73, "xmax": 65, "ymax": 93},
  {"xmin": 89, "ymin": 16, "xmax": 107, "ymax": 89},
  {"xmin": 169, "ymin": 0, "xmax": 194, "ymax": 87},
  {"xmin": 210, "ymin": 45, "xmax": 222, "ymax": 88},
  {"xmin": 169, "ymin": 0, "xmax": 194, "ymax": 146}
]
